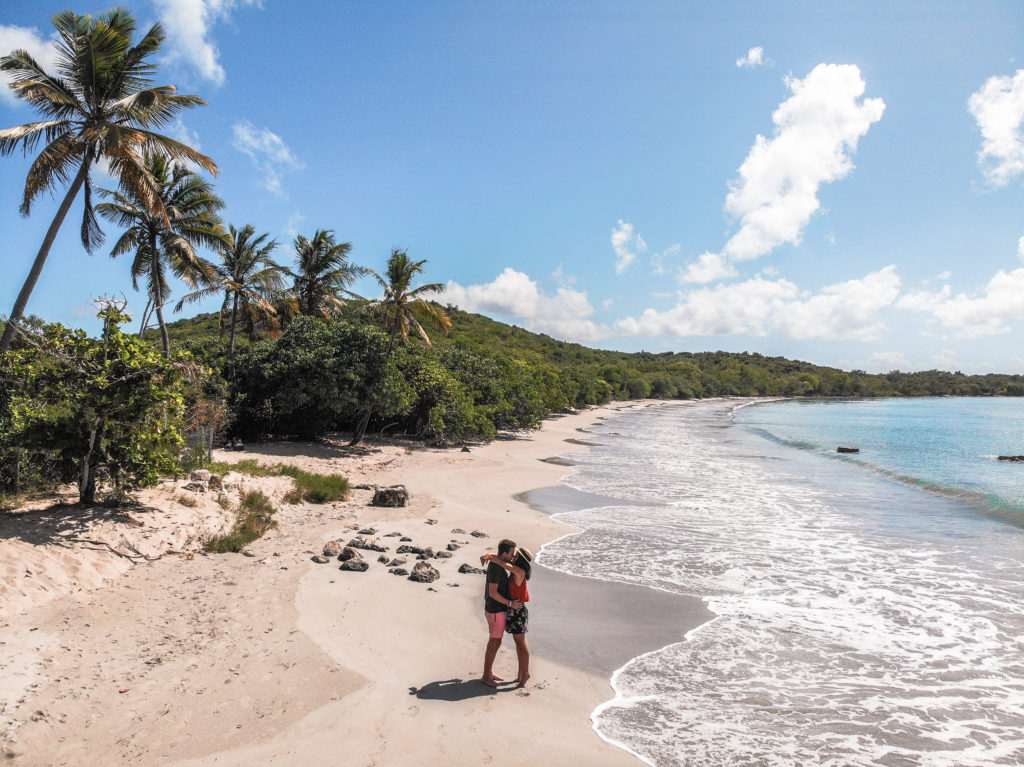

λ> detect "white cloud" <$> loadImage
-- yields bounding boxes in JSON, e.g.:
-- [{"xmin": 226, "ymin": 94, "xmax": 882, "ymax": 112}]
[
  {"xmin": 0, "ymin": 24, "xmax": 59, "ymax": 105},
  {"xmin": 681, "ymin": 63, "xmax": 885, "ymax": 283},
  {"xmin": 616, "ymin": 265, "xmax": 900, "ymax": 341},
  {"xmin": 444, "ymin": 268, "xmax": 610, "ymax": 343},
  {"xmin": 152, "ymin": 0, "xmax": 262, "ymax": 86},
  {"xmin": 968, "ymin": 69, "xmax": 1024, "ymax": 187},
  {"xmin": 1018, "ymin": 235, "xmax": 1024, "ymax": 261},
  {"xmin": 611, "ymin": 220, "xmax": 647, "ymax": 274},
  {"xmin": 865, "ymin": 351, "xmax": 911, "ymax": 372},
  {"xmin": 736, "ymin": 46, "xmax": 765, "ymax": 69},
  {"xmin": 650, "ymin": 243, "xmax": 682, "ymax": 276},
  {"xmin": 932, "ymin": 349, "xmax": 959, "ymax": 369},
  {"xmin": 898, "ymin": 267, "xmax": 1024, "ymax": 337},
  {"xmin": 936, "ymin": 270, "xmax": 952, "ymax": 281},
  {"xmin": 679, "ymin": 251, "xmax": 738, "ymax": 283},
  {"xmin": 232, "ymin": 120, "xmax": 304, "ymax": 194},
  {"xmin": 283, "ymin": 211, "xmax": 305, "ymax": 238}
]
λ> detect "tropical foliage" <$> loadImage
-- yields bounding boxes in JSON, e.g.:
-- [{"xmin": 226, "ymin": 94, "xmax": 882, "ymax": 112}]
[
  {"xmin": 289, "ymin": 229, "xmax": 365, "ymax": 319},
  {"xmin": 1, "ymin": 303, "xmax": 199, "ymax": 503},
  {"xmin": 175, "ymin": 224, "xmax": 285, "ymax": 357},
  {"xmin": 97, "ymin": 151, "xmax": 225, "ymax": 355},
  {"xmin": 0, "ymin": 8, "xmax": 215, "ymax": 352}
]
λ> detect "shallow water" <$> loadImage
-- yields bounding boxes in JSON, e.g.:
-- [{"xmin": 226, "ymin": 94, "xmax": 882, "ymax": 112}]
[{"xmin": 537, "ymin": 399, "xmax": 1024, "ymax": 767}]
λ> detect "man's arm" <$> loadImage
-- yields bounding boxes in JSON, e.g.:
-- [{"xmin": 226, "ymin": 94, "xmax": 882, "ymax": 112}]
[{"xmin": 488, "ymin": 580, "xmax": 522, "ymax": 609}]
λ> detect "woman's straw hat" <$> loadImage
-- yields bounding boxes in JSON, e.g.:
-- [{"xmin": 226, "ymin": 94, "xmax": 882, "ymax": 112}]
[{"xmin": 517, "ymin": 546, "xmax": 533, "ymax": 561}]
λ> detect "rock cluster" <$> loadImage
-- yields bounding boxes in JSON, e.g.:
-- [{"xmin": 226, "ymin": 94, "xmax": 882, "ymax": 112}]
[
  {"xmin": 371, "ymin": 485, "xmax": 408, "ymax": 507},
  {"xmin": 311, "ymin": 527, "xmax": 490, "ymax": 584}
]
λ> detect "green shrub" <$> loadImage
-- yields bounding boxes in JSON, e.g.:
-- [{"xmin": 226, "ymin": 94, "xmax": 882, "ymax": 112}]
[{"xmin": 279, "ymin": 465, "xmax": 349, "ymax": 503}]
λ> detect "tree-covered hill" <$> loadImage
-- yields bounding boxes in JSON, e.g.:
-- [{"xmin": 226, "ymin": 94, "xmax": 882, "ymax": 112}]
[{"xmin": 156, "ymin": 306, "xmax": 1024, "ymax": 399}]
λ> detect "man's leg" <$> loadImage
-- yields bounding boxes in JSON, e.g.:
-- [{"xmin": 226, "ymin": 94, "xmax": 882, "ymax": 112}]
[
  {"xmin": 482, "ymin": 637, "xmax": 503, "ymax": 686},
  {"xmin": 482, "ymin": 611, "xmax": 506, "ymax": 686}
]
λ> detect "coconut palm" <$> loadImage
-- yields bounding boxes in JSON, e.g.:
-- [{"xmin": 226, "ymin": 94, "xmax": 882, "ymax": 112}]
[
  {"xmin": 96, "ymin": 151, "xmax": 225, "ymax": 356},
  {"xmin": 175, "ymin": 224, "xmax": 286, "ymax": 358},
  {"xmin": 290, "ymin": 229, "xmax": 366, "ymax": 318},
  {"xmin": 350, "ymin": 248, "xmax": 452, "ymax": 444},
  {"xmin": 0, "ymin": 9, "xmax": 216, "ymax": 353}
]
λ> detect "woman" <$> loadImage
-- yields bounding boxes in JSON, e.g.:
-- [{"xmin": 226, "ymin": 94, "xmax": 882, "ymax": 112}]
[{"xmin": 481, "ymin": 547, "xmax": 533, "ymax": 687}]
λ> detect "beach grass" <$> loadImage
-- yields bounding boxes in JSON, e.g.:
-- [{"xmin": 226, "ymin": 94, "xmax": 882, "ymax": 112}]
[
  {"xmin": 205, "ymin": 490, "xmax": 277, "ymax": 553},
  {"xmin": 206, "ymin": 460, "xmax": 349, "ymax": 504}
]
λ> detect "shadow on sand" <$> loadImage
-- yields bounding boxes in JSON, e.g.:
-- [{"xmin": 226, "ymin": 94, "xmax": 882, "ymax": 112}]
[
  {"xmin": 410, "ymin": 678, "xmax": 518, "ymax": 701},
  {"xmin": 0, "ymin": 501, "xmax": 153, "ymax": 547}
]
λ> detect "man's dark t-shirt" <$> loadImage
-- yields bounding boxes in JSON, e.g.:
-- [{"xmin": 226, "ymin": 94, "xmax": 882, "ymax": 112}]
[{"xmin": 484, "ymin": 560, "xmax": 510, "ymax": 613}]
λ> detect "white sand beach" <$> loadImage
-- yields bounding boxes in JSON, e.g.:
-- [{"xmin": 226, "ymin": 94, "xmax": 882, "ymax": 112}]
[{"xmin": 0, "ymin": 403, "xmax": 711, "ymax": 766}]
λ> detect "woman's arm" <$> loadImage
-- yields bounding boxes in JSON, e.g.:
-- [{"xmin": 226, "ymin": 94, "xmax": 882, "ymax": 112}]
[{"xmin": 482, "ymin": 555, "xmax": 525, "ymax": 585}]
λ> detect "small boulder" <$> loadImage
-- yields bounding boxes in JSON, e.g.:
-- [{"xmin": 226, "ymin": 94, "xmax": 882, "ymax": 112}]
[
  {"xmin": 387, "ymin": 557, "xmax": 407, "ymax": 567},
  {"xmin": 461, "ymin": 447, "xmax": 471, "ymax": 453},
  {"xmin": 190, "ymin": 469, "xmax": 212, "ymax": 482},
  {"xmin": 400, "ymin": 536, "xmax": 413, "ymax": 542},
  {"xmin": 446, "ymin": 543, "xmax": 460, "ymax": 551},
  {"xmin": 371, "ymin": 485, "xmax": 408, "ymax": 507},
  {"xmin": 389, "ymin": 568, "xmax": 409, "ymax": 576},
  {"xmin": 458, "ymin": 564, "xmax": 485, "ymax": 575},
  {"xmin": 396, "ymin": 544, "xmax": 430, "ymax": 556},
  {"xmin": 310, "ymin": 555, "xmax": 330, "ymax": 564},
  {"xmin": 383, "ymin": 531, "xmax": 402, "ymax": 537},
  {"xmin": 208, "ymin": 474, "xmax": 223, "ymax": 490},
  {"xmin": 183, "ymin": 481, "xmax": 207, "ymax": 493},
  {"xmin": 470, "ymin": 530, "xmax": 487, "ymax": 538},
  {"xmin": 358, "ymin": 527, "xmax": 377, "ymax": 535},
  {"xmin": 408, "ymin": 561, "xmax": 440, "ymax": 583},
  {"xmin": 377, "ymin": 554, "xmax": 390, "ymax": 564},
  {"xmin": 339, "ymin": 559, "xmax": 369, "ymax": 572},
  {"xmin": 323, "ymin": 540, "xmax": 344, "ymax": 557},
  {"xmin": 451, "ymin": 528, "xmax": 465, "ymax": 534},
  {"xmin": 337, "ymin": 547, "xmax": 363, "ymax": 562},
  {"xmin": 434, "ymin": 550, "xmax": 452, "ymax": 559}
]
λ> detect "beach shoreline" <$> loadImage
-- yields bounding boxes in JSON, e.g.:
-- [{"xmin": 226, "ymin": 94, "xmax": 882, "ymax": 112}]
[{"xmin": 0, "ymin": 400, "xmax": 712, "ymax": 766}]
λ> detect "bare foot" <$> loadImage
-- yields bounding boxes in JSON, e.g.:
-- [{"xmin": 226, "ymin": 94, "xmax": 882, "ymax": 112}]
[
  {"xmin": 515, "ymin": 673, "xmax": 531, "ymax": 688},
  {"xmin": 480, "ymin": 677, "xmax": 498, "ymax": 688},
  {"xmin": 486, "ymin": 674, "xmax": 504, "ymax": 682}
]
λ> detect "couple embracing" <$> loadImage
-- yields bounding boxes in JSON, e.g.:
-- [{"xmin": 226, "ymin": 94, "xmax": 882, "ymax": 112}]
[{"xmin": 480, "ymin": 539, "xmax": 533, "ymax": 688}]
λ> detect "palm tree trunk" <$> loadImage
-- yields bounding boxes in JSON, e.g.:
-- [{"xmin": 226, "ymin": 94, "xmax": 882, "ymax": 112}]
[
  {"xmin": 0, "ymin": 164, "xmax": 89, "ymax": 353},
  {"xmin": 229, "ymin": 292, "xmax": 238, "ymax": 358},
  {"xmin": 138, "ymin": 298, "xmax": 152, "ymax": 337},
  {"xmin": 155, "ymin": 301, "xmax": 170, "ymax": 357}
]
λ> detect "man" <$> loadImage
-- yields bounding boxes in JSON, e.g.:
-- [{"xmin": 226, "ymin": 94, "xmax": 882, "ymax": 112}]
[{"xmin": 481, "ymin": 538, "xmax": 523, "ymax": 687}]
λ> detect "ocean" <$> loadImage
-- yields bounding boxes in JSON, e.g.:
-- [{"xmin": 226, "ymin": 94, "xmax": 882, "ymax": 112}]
[{"xmin": 536, "ymin": 398, "xmax": 1024, "ymax": 767}]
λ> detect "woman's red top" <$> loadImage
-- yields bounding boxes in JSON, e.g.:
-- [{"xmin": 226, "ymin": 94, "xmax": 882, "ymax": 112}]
[{"xmin": 508, "ymin": 576, "xmax": 530, "ymax": 603}]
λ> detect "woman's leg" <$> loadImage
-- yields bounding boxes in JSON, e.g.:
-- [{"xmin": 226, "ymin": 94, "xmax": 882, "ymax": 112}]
[{"xmin": 513, "ymin": 633, "xmax": 530, "ymax": 687}]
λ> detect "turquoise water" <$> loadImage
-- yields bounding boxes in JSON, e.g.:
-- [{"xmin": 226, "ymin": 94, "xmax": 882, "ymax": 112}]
[
  {"xmin": 538, "ymin": 399, "xmax": 1024, "ymax": 766},
  {"xmin": 734, "ymin": 397, "xmax": 1024, "ymax": 524}
]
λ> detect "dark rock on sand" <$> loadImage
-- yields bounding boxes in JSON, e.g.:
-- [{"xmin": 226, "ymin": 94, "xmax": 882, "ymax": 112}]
[
  {"xmin": 310, "ymin": 555, "xmax": 330, "ymax": 564},
  {"xmin": 400, "ymin": 536, "xmax": 413, "ymax": 542},
  {"xmin": 389, "ymin": 568, "xmax": 409, "ymax": 576},
  {"xmin": 446, "ymin": 543, "xmax": 460, "ymax": 551},
  {"xmin": 337, "ymin": 547, "xmax": 363, "ymax": 562},
  {"xmin": 434, "ymin": 550, "xmax": 452, "ymax": 559},
  {"xmin": 470, "ymin": 530, "xmax": 487, "ymax": 538},
  {"xmin": 378, "ymin": 554, "xmax": 390, "ymax": 563},
  {"xmin": 347, "ymin": 537, "xmax": 387, "ymax": 552},
  {"xmin": 383, "ymin": 532, "xmax": 403, "ymax": 537},
  {"xmin": 387, "ymin": 557, "xmax": 407, "ymax": 567},
  {"xmin": 339, "ymin": 559, "xmax": 369, "ymax": 572},
  {"xmin": 408, "ymin": 561, "xmax": 440, "ymax": 583},
  {"xmin": 397, "ymin": 544, "xmax": 432, "ymax": 556},
  {"xmin": 358, "ymin": 527, "xmax": 377, "ymax": 535},
  {"xmin": 371, "ymin": 485, "xmax": 408, "ymax": 507},
  {"xmin": 458, "ymin": 564, "xmax": 485, "ymax": 575},
  {"xmin": 451, "ymin": 528, "xmax": 465, "ymax": 534}
]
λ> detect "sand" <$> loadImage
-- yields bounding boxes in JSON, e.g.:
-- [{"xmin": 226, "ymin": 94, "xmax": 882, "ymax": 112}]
[{"xmin": 0, "ymin": 402, "xmax": 712, "ymax": 766}]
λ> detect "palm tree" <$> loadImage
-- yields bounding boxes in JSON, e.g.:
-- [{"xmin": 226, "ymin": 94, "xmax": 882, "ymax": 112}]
[
  {"xmin": 290, "ymin": 229, "xmax": 366, "ymax": 318},
  {"xmin": 96, "ymin": 151, "xmax": 225, "ymax": 356},
  {"xmin": 175, "ymin": 224, "xmax": 286, "ymax": 358},
  {"xmin": 0, "ymin": 9, "xmax": 216, "ymax": 353},
  {"xmin": 350, "ymin": 248, "xmax": 452, "ymax": 444}
]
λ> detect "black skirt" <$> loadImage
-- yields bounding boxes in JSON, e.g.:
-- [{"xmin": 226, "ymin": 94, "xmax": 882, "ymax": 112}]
[{"xmin": 506, "ymin": 605, "xmax": 529, "ymax": 635}]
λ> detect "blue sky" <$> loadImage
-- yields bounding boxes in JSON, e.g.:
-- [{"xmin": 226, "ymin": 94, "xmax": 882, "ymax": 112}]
[{"xmin": 2, "ymin": 0, "xmax": 1023, "ymax": 373}]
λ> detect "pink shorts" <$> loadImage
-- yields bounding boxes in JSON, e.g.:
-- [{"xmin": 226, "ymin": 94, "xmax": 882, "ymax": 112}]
[{"xmin": 485, "ymin": 610, "xmax": 506, "ymax": 639}]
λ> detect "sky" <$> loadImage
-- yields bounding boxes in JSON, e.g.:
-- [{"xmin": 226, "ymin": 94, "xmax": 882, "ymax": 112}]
[{"xmin": 1, "ymin": 0, "xmax": 1023, "ymax": 374}]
